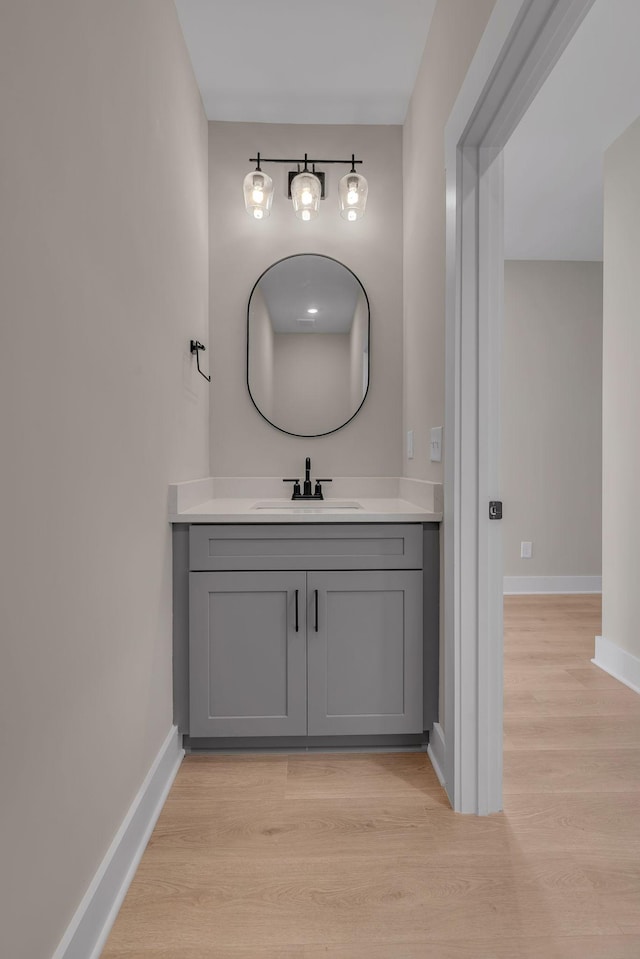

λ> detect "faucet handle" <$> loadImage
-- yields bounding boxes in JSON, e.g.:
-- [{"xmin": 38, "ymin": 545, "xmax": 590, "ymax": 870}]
[
  {"xmin": 313, "ymin": 478, "xmax": 332, "ymax": 499},
  {"xmin": 283, "ymin": 478, "xmax": 301, "ymax": 499}
]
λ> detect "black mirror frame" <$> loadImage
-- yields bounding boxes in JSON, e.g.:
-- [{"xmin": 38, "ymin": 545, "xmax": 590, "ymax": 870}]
[{"xmin": 246, "ymin": 252, "xmax": 371, "ymax": 438}]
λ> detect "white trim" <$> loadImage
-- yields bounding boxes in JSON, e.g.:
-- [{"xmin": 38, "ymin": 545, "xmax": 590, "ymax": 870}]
[
  {"xmin": 504, "ymin": 575, "xmax": 602, "ymax": 594},
  {"xmin": 427, "ymin": 722, "xmax": 446, "ymax": 789},
  {"xmin": 593, "ymin": 636, "xmax": 640, "ymax": 696},
  {"xmin": 443, "ymin": 0, "xmax": 596, "ymax": 814},
  {"xmin": 477, "ymin": 147, "xmax": 505, "ymax": 816},
  {"xmin": 52, "ymin": 726, "xmax": 183, "ymax": 959}
]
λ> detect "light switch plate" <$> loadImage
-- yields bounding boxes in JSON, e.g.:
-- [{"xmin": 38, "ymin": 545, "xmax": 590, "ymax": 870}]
[
  {"xmin": 430, "ymin": 427, "xmax": 443, "ymax": 462},
  {"xmin": 407, "ymin": 429, "xmax": 414, "ymax": 460},
  {"xmin": 521, "ymin": 541, "xmax": 532, "ymax": 559}
]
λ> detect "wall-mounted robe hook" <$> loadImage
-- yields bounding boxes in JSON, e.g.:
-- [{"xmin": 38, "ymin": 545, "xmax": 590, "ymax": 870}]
[{"xmin": 190, "ymin": 340, "xmax": 211, "ymax": 382}]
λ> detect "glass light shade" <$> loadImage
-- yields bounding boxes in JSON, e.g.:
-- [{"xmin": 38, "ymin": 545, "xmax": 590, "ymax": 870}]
[
  {"xmin": 339, "ymin": 171, "xmax": 368, "ymax": 220},
  {"xmin": 290, "ymin": 171, "xmax": 321, "ymax": 220},
  {"xmin": 243, "ymin": 170, "xmax": 273, "ymax": 219}
]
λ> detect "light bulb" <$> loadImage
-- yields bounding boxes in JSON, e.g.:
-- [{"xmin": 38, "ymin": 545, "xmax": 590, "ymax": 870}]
[
  {"xmin": 307, "ymin": 308, "xmax": 318, "ymax": 314},
  {"xmin": 291, "ymin": 170, "xmax": 321, "ymax": 220},
  {"xmin": 339, "ymin": 170, "xmax": 367, "ymax": 220},
  {"xmin": 252, "ymin": 174, "xmax": 264, "ymax": 204},
  {"xmin": 244, "ymin": 168, "xmax": 273, "ymax": 218},
  {"xmin": 347, "ymin": 180, "xmax": 359, "ymax": 204}
]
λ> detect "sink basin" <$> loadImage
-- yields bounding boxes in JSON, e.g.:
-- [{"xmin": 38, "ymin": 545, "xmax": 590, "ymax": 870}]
[{"xmin": 251, "ymin": 500, "xmax": 363, "ymax": 511}]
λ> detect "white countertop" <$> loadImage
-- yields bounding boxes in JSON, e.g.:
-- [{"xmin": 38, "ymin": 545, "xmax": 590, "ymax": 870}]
[
  {"xmin": 171, "ymin": 497, "xmax": 441, "ymax": 524},
  {"xmin": 168, "ymin": 477, "xmax": 443, "ymax": 524}
]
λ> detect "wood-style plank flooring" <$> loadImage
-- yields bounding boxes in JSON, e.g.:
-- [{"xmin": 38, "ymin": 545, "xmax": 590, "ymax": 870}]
[{"xmin": 102, "ymin": 595, "xmax": 640, "ymax": 958}]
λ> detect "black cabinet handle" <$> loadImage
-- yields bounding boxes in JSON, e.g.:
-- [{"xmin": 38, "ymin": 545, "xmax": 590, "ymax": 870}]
[
  {"xmin": 295, "ymin": 589, "xmax": 299, "ymax": 633},
  {"xmin": 314, "ymin": 589, "xmax": 319, "ymax": 632}
]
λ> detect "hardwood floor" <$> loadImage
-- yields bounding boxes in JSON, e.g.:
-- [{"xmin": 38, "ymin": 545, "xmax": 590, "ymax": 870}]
[{"xmin": 102, "ymin": 594, "xmax": 640, "ymax": 958}]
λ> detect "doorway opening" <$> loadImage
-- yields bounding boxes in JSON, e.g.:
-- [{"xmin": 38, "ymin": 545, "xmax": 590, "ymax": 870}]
[{"xmin": 443, "ymin": 0, "xmax": 599, "ymax": 813}]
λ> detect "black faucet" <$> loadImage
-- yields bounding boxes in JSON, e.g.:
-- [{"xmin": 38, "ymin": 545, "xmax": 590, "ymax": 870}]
[
  {"xmin": 283, "ymin": 457, "xmax": 332, "ymax": 500},
  {"xmin": 303, "ymin": 457, "xmax": 312, "ymax": 497}
]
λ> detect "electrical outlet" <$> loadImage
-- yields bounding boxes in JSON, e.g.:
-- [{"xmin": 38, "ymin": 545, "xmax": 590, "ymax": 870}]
[
  {"xmin": 407, "ymin": 429, "xmax": 414, "ymax": 460},
  {"xmin": 520, "ymin": 541, "xmax": 532, "ymax": 559}
]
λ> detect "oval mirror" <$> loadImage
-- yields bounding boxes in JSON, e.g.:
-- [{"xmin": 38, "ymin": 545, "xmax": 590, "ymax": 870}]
[{"xmin": 247, "ymin": 254, "xmax": 370, "ymax": 437}]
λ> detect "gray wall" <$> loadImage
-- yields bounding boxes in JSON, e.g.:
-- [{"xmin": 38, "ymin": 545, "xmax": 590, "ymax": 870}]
[
  {"xmin": 603, "ymin": 115, "xmax": 640, "ymax": 660},
  {"xmin": 402, "ymin": 0, "xmax": 498, "ymax": 482},
  {"xmin": 0, "ymin": 3, "xmax": 209, "ymax": 957},
  {"xmin": 502, "ymin": 261, "xmax": 603, "ymax": 578},
  {"xmin": 208, "ymin": 121, "xmax": 403, "ymax": 478}
]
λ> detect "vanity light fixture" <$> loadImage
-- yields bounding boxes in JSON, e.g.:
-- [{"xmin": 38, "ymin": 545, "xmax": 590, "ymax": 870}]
[
  {"xmin": 244, "ymin": 152, "xmax": 367, "ymax": 222},
  {"xmin": 242, "ymin": 153, "xmax": 274, "ymax": 220},
  {"xmin": 338, "ymin": 156, "xmax": 368, "ymax": 221},
  {"xmin": 290, "ymin": 161, "xmax": 321, "ymax": 221}
]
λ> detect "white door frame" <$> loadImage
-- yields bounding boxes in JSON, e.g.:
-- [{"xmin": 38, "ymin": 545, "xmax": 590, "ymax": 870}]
[{"xmin": 443, "ymin": 0, "xmax": 597, "ymax": 813}]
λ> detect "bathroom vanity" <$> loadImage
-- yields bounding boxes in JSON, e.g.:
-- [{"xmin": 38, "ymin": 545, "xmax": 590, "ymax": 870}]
[
  {"xmin": 171, "ymin": 487, "xmax": 441, "ymax": 751},
  {"xmin": 171, "ymin": 255, "xmax": 441, "ymax": 751}
]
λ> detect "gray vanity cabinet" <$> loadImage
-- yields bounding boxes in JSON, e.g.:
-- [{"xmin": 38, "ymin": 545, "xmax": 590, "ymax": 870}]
[
  {"xmin": 189, "ymin": 571, "xmax": 307, "ymax": 737},
  {"xmin": 307, "ymin": 570, "xmax": 423, "ymax": 735},
  {"xmin": 185, "ymin": 524, "xmax": 432, "ymax": 743}
]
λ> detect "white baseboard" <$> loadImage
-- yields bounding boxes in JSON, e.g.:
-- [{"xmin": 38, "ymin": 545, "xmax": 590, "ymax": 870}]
[
  {"xmin": 52, "ymin": 726, "xmax": 184, "ymax": 959},
  {"xmin": 593, "ymin": 636, "xmax": 640, "ymax": 696},
  {"xmin": 504, "ymin": 575, "xmax": 602, "ymax": 595},
  {"xmin": 427, "ymin": 722, "xmax": 446, "ymax": 789}
]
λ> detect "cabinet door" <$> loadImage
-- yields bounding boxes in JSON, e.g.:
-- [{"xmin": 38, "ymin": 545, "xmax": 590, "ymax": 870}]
[
  {"xmin": 307, "ymin": 570, "xmax": 423, "ymax": 736},
  {"xmin": 189, "ymin": 571, "xmax": 307, "ymax": 737}
]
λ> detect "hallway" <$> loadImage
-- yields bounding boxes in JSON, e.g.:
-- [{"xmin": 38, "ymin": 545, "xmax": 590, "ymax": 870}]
[{"xmin": 102, "ymin": 595, "xmax": 640, "ymax": 958}]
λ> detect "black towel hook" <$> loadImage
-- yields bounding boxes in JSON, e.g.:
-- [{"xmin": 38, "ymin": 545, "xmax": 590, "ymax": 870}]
[{"xmin": 190, "ymin": 340, "xmax": 211, "ymax": 382}]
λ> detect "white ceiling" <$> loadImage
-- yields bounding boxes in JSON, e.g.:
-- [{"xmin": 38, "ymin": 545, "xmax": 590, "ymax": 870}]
[
  {"xmin": 174, "ymin": 0, "xmax": 436, "ymax": 125},
  {"xmin": 504, "ymin": 0, "xmax": 640, "ymax": 261}
]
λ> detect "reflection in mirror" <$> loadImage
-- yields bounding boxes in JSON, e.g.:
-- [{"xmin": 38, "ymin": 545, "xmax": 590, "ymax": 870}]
[{"xmin": 247, "ymin": 254, "xmax": 370, "ymax": 437}]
